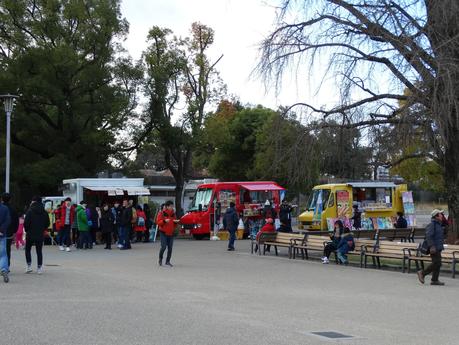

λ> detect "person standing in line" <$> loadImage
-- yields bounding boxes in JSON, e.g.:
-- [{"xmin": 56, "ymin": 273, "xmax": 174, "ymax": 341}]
[
  {"xmin": 100, "ymin": 203, "xmax": 114, "ymax": 250},
  {"xmin": 112, "ymin": 201, "xmax": 122, "ymax": 248},
  {"xmin": 143, "ymin": 204, "xmax": 152, "ymax": 243},
  {"xmin": 57, "ymin": 197, "xmax": 75, "ymax": 252},
  {"xmin": 0, "ymin": 200, "xmax": 11, "ymax": 282},
  {"xmin": 76, "ymin": 201, "xmax": 91, "ymax": 249},
  {"xmin": 24, "ymin": 196, "xmax": 49, "ymax": 274},
  {"xmin": 1, "ymin": 193, "xmax": 19, "ymax": 272},
  {"xmin": 120, "ymin": 199, "xmax": 133, "ymax": 250},
  {"xmin": 156, "ymin": 201, "xmax": 178, "ymax": 266},
  {"xmin": 223, "ymin": 202, "xmax": 239, "ymax": 251},
  {"xmin": 351, "ymin": 204, "xmax": 362, "ymax": 230},
  {"xmin": 417, "ymin": 209, "xmax": 446, "ymax": 286},
  {"xmin": 134, "ymin": 205, "xmax": 147, "ymax": 243},
  {"xmin": 394, "ymin": 212, "xmax": 408, "ymax": 229}
]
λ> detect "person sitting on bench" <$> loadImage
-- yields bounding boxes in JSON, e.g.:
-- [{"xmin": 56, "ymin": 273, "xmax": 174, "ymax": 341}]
[
  {"xmin": 337, "ymin": 227, "xmax": 355, "ymax": 265},
  {"xmin": 254, "ymin": 218, "xmax": 275, "ymax": 253},
  {"xmin": 322, "ymin": 220, "xmax": 344, "ymax": 264}
]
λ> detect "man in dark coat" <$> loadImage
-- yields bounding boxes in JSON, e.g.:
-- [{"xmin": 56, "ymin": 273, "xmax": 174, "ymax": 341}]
[
  {"xmin": 417, "ymin": 209, "xmax": 445, "ymax": 286},
  {"xmin": 1, "ymin": 193, "xmax": 18, "ymax": 271},
  {"xmin": 223, "ymin": 202, "xmax": 239, "ymax": 251},
  {"xmin": 0, "ymin": 200, "xmax": 11, "ymax": 282},
  {"xmin": 120, "ymin": 199, "xmax": 132, "ymax": 250},
  {"xmin": 24, "ymin": 196, "xmax": 50, "ymax": 274}
]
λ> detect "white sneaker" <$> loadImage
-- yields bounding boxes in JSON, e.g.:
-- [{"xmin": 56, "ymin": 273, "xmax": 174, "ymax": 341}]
[
  {"xmin": 117, "ymin": 244, "xmax": 123, "ymax": 249},
  {"xmin": 322, "ymin": 257, "xmax": 329, "ymax": 264},
  {"xmin": 59, "ymin": 246, "xmax": 65, "ymax": 251},
  {"xmin": 37, "ymin": 266, "xmax": 43, "ymax": 275},
  {"xmin": 26, "ymin": 265, "xmax": 33, "ymax": 273},
  {"xmin": 65, "ymin": 247, "xmax": 71, "ymax": 252}
]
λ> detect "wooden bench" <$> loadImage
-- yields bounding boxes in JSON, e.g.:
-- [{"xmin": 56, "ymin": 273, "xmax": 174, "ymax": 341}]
[
  {"xmin": 292, "ymin": 235, "xmax": 375, "ymax": 267},
  {"xmin": 407, "ymin": 244, "xmax": 459, "ymax": 278},
  {"xmin": 291, "ymin": 235, "xmax": 330, "ymax": 260},
  {"xmin": 251, "ymin": 232, "xmax": 303, "ymax": 258},
  {"xmin": 362, "ymin": 241, "xmax": 420, "ymax": 272}
]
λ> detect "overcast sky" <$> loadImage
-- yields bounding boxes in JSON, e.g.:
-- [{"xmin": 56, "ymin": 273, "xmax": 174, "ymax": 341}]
[{"xmin": 120, "ymin": 0, "xmax": 330, "ymax": 111}]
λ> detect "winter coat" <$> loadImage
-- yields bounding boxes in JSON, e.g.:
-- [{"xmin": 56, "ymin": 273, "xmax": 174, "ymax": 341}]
[
  {"xmin": 121, "ymin": 206, "xmax": 133, "ymax": 228},
  {"xmin": 351, "ymin": 210, "xmax": 362, "ymax": 229},
  {"xmin": 0, "ymin": 204, "xmax": 11, "ymax": 238},
  {"xmin": 256, "ymin": 222, "xmax": 275, "ymax": 241},
  {"xmin": 223, "ymin": 207, "xmax": 239, "ymax": 232},
  {"xmin": 3, "ymin": 202, "xmax": 18, "ymax": 238},
  {"xmin": 395, "ymin": 216, "xmax": 408, "ymax": 229},
  {"xmin": 134, "ymin": 210, "xmax": 147, "ymax": 232},
  {"xmin": 112, "ymin": 206, "xmax": 122, "ymax": 225},
  {"xmin": 56, "ymin": 204, "xmax": 76, "ymax": 229},
  {"xmin": 425, "ymin": 219, "xmax": 444, "ymax": 252},
  {"xmin": 156, "ymin": 208, "xmax": 177, "ymax": 236},
  {"xmin": 329, "ymin": 227, "xmax": 343, "ymax": 247},
  {"xmin": 24, "ymin": 202, "xmax": 50, "ymax": 241},
  {"xmin": 76, "ymin": 205, "xmax": 89, "ymax": 232},
  {"xmin": 277, "ymin": 223, "xmax": 292, "ymax": 233},
  {"xmin": 337, "ymin": 233, "xmax": 355, "ymax": 255},
  {"xmin": 100, "ymin": 209, "xmax": 114, "ymax": 234},
  {"xmin": 279, "ymin": 204, "xmax": 293, "ymax": 224}
]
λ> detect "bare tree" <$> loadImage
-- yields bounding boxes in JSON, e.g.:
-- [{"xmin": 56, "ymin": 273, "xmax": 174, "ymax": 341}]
[{"xmin": 258, "ymin": 0, "xmax": 459, "ymax": 239}]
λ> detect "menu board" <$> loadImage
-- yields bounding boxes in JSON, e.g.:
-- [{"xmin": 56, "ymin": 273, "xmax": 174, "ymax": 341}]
[{"xmin": 337, "ymin": 190, "xmax": 350, "ymax": 217}]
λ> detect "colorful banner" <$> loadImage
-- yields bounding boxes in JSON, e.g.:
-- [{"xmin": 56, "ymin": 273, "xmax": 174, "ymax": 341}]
[{"xmin": 337, "ymin": 190, "xmax": 350, "ymax": 217}]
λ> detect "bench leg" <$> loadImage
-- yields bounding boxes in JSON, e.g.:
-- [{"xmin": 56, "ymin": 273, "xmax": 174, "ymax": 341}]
[
  {"xmin": 453, "ymin": 259, "xmax": 456, "ymax": 279},
  {"xmin": 288, "ymin": 247, "xmax": 292, "ymax": 259},
  {"xmin": 251, "ymin": 242, "xmax": 254, "ymax": 254},
  {"xmin": 402, "ymin": 258, "xmax": 406, "ymax": 273},
  {"xmin": 360, "ymin": 253, "xmax": 363, "ymax": 268},
  {"xmin": 364, "ymin": 254, "xmax": 367, "ymax": 268},
  {"xmin": 274, "ymin": 246, "xmax": 278, "ymax": 256},
  {"xmin": 377, "ymin": 257, "xmax": 381, "ymax": 269},
  {"xmin": 372, "ymin": 256, "xmax": 376, "ymax": 268},
  {"xmin": 263, "ymin": 245, "xmax": 266, "ymax": 256},
  {"xmin": 407, "ymin": 258, "xmax": 411, "ymax": 273}
]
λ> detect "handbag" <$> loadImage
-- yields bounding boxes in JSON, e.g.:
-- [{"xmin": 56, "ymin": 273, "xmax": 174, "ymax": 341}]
[{"xmin": 420, "ymin": 239, "xmax": 430, "ymax": 255}]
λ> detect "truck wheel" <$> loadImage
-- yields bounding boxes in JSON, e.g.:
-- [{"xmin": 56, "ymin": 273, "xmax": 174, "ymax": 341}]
[{"xmin": 193, "ymin": 234, "xmax": 203, "ymax": 240}]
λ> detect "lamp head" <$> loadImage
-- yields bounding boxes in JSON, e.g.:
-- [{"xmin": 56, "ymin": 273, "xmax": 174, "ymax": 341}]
[{"xmin": 0, "ymin": 94, "xmax": 18, "ymax": 113}]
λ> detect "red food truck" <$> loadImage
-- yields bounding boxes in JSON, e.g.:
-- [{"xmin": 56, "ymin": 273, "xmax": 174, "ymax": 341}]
[{"xmin": 180, "ymin": 181, "xmax": 285, "ymax": 239}]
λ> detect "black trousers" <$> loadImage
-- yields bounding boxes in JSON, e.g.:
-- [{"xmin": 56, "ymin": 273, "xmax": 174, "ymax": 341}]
[
  {"xmin": 103, "ymin": 232, "xmax": 112, "ymax": 248},
  {"xmin": 324, "ymin": 243, "xmax": 338, "ymax": 258},
  {"xmin": 422, "ymin": 251, "xmax": 442, "ymax": 282},
  {"xmin": 6, "ymin": 238, "xmax": 12, "ymax": 268},
  {"xmin": 25, "ymin": 239, "xmax": 43, "ymax": 267},
  {"xmin": 159, "ymin": 232, "xmax": 174, "ymax": 263}
]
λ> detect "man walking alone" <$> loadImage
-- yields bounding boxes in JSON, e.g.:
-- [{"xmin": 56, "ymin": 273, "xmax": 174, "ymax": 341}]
[
  {"xmin": 156, "ymin": 201, "xmax": 177, "ymax": 266},
  {"xmin": 417, "ymin": 209, "xmax": 445, "ymax": 286},
  {"xmin": 58, "ymin": 197, "xmax": 75, "ymax": 252},
  {"xmin": 223, "ymin": 202, "xmax": 239, "ymax": 251}
]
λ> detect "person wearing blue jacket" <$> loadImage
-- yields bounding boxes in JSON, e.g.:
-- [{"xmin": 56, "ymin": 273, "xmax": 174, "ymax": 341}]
[
  {"xmin": 417, "ymin": 209, "xmax": 445, "ymax": 286},
  {"xmin": 337, "ymin": 227, "xmax": 355, "ymax": 265},
  {"xmin": 0, "ymin": 202, "xmax": 11, "ymax": 283},
  {"xmin": 223, "ymin": 202, "xmax": 239, "ymax": 251}
]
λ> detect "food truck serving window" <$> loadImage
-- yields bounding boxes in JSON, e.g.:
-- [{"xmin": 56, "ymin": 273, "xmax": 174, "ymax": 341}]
[
  {"xmin": 353, "ymin": 187, "xmax": 393, "ymax": 209},
  {"xmin": 240, "ymin": 189, "xmax": 273, "ymax": 204},
  {"xmin": 190, "ymin": 188, "xmax": 213, "ymax": 211}
]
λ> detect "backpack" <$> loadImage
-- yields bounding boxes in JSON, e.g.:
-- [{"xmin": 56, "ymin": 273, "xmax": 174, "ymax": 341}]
[
  {"xmin": 131, "ymin": 208, "xmax": 138, "ymax": 224},
  {"xmin": 137, "ymin": 216, "xmax": 145, "ymax": 227}
]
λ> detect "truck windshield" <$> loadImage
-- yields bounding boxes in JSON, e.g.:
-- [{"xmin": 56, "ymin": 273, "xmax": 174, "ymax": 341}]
[
  {"xmin": 307, "ymin": 189, "xmax": 331, "ymax": 211},
  {"xmin": 189, "ymin": 188, "xmax": 213, "ymax": 211}
]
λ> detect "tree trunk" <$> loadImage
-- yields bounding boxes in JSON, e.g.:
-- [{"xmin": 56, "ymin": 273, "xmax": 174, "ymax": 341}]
[
  {"xmin": 444, "ymin": 128, "xmax": 459, "ymax": 243},
  {"xmin": 175, "ymin": 180, "xmax": 184, "ymax": 218}
]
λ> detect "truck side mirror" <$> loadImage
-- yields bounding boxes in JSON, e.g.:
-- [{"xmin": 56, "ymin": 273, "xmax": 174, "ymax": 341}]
[{"xmin": 199, "ymin": 204, "xmax": 203, "ymax": 212}]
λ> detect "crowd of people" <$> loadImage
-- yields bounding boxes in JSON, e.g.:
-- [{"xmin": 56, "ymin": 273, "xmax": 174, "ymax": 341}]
[
  {"xmin": 51, "ymin": 198, "xmax": 154, "ymax": 251},
  {"xmin": 0, "ymin": 194, "xmax": 182, "ymax": 283}
]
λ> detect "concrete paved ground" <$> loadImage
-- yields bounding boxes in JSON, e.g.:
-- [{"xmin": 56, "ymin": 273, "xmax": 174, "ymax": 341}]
[{"xmin": 1, "ymin": 239, "xmax": 458, "ymax": 345}]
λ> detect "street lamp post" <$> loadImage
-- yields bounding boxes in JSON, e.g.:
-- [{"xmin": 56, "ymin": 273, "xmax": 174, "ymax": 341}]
[{"xmin": 0, "ymin": 94, "xmax": 18, "ymax": 193}]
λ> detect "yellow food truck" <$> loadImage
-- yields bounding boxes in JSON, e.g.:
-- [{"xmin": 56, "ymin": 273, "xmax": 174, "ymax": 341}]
[{"xmin": 298, "ymin": 182, "xmax": 408, "ymax": 230}]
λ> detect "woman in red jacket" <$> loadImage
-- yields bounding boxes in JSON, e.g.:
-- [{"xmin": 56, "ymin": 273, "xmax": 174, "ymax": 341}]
[
  {"xmin": 134, "ymin": 205, "xmax": 147, "ymax": 243},
  {"xmin": 254, "ymin": 218, "xmax": 275, "ymax": 253},
  {"xmin": 156, "ymin": 201, "xmax": 178, "ymax": 267}
]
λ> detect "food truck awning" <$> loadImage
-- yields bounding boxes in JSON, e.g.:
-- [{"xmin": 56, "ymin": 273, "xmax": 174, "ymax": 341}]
[
  {"xmin": 85, "ymin": 186, "xmax": 150, "ymax": 196},
  {"xmin": 347, "ymin": 182, "xmax": 396, "ymax": 188},
  {"xmin": 239, "ymin": 183, "xmax": 285, "ymax": 191}
]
